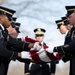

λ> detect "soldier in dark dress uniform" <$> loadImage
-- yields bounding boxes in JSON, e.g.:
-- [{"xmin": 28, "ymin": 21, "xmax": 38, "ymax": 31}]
[
  {"xmin": 55, "ymin": 19, "xmax": 68, "ymax": 74},
  {"xmin": 61, "ymin": 17, "xmax": 73, "ymax": 63},
  {"xmin": 0, "ymin": 6, "xmax": 21, "ymax": 75},
  {"xmin": 0, "ymin": 6, "xmax": 41, "ymax": 75},
  {"xmin": 0, "ymin": 6, "xmax": 41, "ymax": 57},
  {"xmin": 53, "ymin": 6, "xmax": 75, "ymax": 75},
  {"xmin": 5, "ymin": 21, "xmax": 21, "ymax": 75},
  {"xmin": 29, "ymin": 28, "xmax": 50, "ymax": 75}
]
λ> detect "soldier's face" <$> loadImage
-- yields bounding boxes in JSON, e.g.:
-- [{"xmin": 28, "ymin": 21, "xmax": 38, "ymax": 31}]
[
  {"xmin": 7, "ymin": 25, "xmax": 13, "ymax": 34},
  {"xmin": 7, "ymin": 26, "xmax": 18, "ymax": 38},
  {"xmin": 68, "ymin": 13, "xmax": 75, "ymax": 25},
  {"xmin": 10, "ymin": 28, "xmax": 18, "ymax": 38},
  {"xmin": 9, "ymin": 31, "xmax": 18, "ymax": 38},
  {"xmin": 1, "ymin": 15, "xmax": 11, "ymax": 28},
  {"xmin": 59, "ymin": 25, "xmax": 68, "ymax": 34},
  {"xmin": 66, "ymin": 24, "xmax": 73, "ymax": 30},
  {"xmin": 35, "ymin": 35, "xmax": 44, "ymax": 42}
]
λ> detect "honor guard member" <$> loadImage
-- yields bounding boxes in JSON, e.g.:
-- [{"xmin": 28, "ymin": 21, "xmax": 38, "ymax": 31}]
[
  {"xmin": 53, "ymin": 6, "xmax": 75, "ymax": 75},
  {"xmin": 3, "ymin": 21, "xmax": 21, "ymax": 75},
  {"xmin": 55, "ymin": 20, "xmax": 68, "ymax": 34},
  {"xmin": 7, "ymin": 17, "xmax": 17, "ymax": 37},
  {"xmin": 0, "ymin": 6, "xmax": 41, "ymax": 56},
  {"xmin": 55, "ymin": 18, "xmax": 72, "ymax": 63},
  {"xmin": 61, "ymin": 16, "xmax": 73, "ymax": 44},
  {"xmin": 61, "ymin": 17, "xmax": 73, "ymax": 63},
  {"xmin": 12, "ymin": 22, "xmax": 33, "ymax": 75},
  {"xmin": 7, "ymin": 22, "xmax": 31, "ymax": 75},
  {"xmin": 0, "ymin": 6, "xmax": 41, "ymax": 75},
  {"xmin": 29, "ymin": 28, "xmax": 50, "ymax": 75},
  {"xmin": 4, "ymin": 21, "xmax": 21, "ymax": 75},
  {"xmin": 55, "ymin": 19, "xmax": 68, "ymax": 74},
  {"xmin": 0, "ymin": 6, "xmax": 21, "ymax": 75}
]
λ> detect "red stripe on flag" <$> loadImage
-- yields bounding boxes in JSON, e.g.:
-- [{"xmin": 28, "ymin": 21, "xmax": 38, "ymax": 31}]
[
  {"xmin": 46, "ymin": 52, "xmax": 58, "ymax": 61},
  {"xmin": 30, "ymin": 52, "xmax": 43, "ymax": 62}
]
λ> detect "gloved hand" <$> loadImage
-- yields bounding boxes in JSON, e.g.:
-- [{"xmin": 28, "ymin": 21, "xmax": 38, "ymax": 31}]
[
  {"xmin": 21, "ymin": 51, "xmax": 31, "ymax": 59},
  {"xmin": 53, "ymin": 47, "xmax": 57, "ymax": 52},
  {"xmin": 45, "ymin": 46, "xmax": 54, "ymax": 53},
  {"xmin": 53, "ymin": 46, "xmax": 65, "ymax": 56},
  {"xmin": 33, "ymin": 42, "xmax": 42, "ymax": 50},
  {"xmin": 25, "ymin": 36, "xmax": 38, "ymax": 43},
  {"xmin": 24, "ymin": 72, "xmax": 30, "ymax": 75}
]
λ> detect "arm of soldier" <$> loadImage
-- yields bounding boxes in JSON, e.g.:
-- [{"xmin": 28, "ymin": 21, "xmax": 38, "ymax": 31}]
[
  {"xmin": 10, "ymin": 47, "xmax": 22, "ymax": 52},
  {"xmin": 17, "ymin": 57, "xmax": 30, "ymax": 63},
  {"xmin": 7, "ymin": 35, "xmax": 42, "ymax": 52},
  {"xmin": 10, "ymin": 47, "xmax": 31, "ymax": 63},
  {"xmin": 7, "ymin": 35, "xmax": 34, "ymax": 51},
  {"xmin": 53, "ymin": 36, "xmax": 75, "ymax": 56},
  {"xmin": 0, "ymin": 39, "xmax": 20, "ymax": 60}
]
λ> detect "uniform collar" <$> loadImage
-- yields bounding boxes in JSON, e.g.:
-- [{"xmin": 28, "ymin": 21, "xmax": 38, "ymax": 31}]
[
  {"xmin": 0, "ymin": 24, "xmax": 4, "ymax": 30},
  {"xmin": 65, "ymin": 30, "xmax": 68, "ymax": 35},
  {"xmin": 40, "ymin": 41, "xmax": 43, "ymax": 44}
]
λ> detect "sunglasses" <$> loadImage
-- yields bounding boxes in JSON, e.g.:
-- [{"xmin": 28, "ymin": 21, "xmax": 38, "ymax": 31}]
[
  {"xmin": 6, "ymin": 14, "xmax": 13, "ymax": 21},
  {"xmin": 8, "ymin": 17, "xmax": 13, "ymax": 21},
  {"xmin": 36, "ymin": 34, "xmax": 44, "ymax": 37},
  {"xmin": 11, "ymin": 22, "xmax": 16, "ymax": 28}
]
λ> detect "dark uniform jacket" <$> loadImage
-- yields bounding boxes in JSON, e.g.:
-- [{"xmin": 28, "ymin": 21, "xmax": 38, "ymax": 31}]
[
  {"xmin": 54, "ymin": 26, "xmax": 75, "ymax": 75},
  {"xmin": 0, "ymin": 25, "xmax": 30, "ymax": 75},
  {"xmin": 62, "ymin": 31, "xmax": 72, "ymax": 62},
  {"xmin": 0, "ymin": 26, "xmax": 17, "ymax": 75}
]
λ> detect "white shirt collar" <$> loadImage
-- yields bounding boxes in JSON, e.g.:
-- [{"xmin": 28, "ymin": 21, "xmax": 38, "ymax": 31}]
[
  {"xmin": 0, "ymin": 24, "xmax": 4, "ymax": 30},
  {"xmin": 64, "ymin": 30, "xmax": 68, "ymax": 37},
  {"xmin": 65, "ymin": 30, "xmax": 68, "ymax": 35},
  {"xmin": 40, "ymin": 41, "xmax": 43, "ymax": 45}
]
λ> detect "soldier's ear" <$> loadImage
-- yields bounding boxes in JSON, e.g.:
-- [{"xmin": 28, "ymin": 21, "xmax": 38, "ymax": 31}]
[{"xmin": 0, "ymin": 15, "xmax": 5, "ymax": 23}]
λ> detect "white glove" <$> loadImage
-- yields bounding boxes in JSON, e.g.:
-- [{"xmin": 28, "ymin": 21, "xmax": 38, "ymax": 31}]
[
  {"xmin": 21, "ymin": 37, "xmax": 25, "ymax": 42},
  {"xmin": 21, "ymin": 51, "xmax": 32, "ymax": 59},
  {"xmin": 45, "ymin": 46, "xmax": 54, "ymax": 53},
  {"xmin": 33, "ymin": 42, "xmax": 42, "ymax": 50},
  {"xmin": 36, "ymin": 47, "xmax": 52, "ymax": 62}
]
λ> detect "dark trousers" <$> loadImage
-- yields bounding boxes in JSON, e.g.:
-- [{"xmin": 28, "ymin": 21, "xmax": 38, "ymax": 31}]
[
  {"xmin": 30, "ymin": 63, "xmax": 50, "ymax": 75},
  {"xmin": 0, "ymin": 58, "xmax": 10, "ymax": 75},
  {"xmin": 25, "ymin": 63, "xmax": 30, "ymax": 73},
  {"xmin": 0, "ymin": 63, "xmax": 5, "ymax": 75},
  {"xmin": 70, "ymin": 56, "xmax": 75, "ymax": 75}
]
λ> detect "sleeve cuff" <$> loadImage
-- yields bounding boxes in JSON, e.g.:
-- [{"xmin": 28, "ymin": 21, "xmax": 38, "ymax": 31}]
[
  {"xmin": 10, "ymin": 52, "xmax": 18, "ymax": 61},
  {"xmin": 23, "ymin": 42, "xmax": 30, "ymax": 51}
]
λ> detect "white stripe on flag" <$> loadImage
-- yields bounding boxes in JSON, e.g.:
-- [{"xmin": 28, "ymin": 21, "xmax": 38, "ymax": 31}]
[{"xmin": 37, "ymin": 48, "xmax": 51, "ymax": 62}]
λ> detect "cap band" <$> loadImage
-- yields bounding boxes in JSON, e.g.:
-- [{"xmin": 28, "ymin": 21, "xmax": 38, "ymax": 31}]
[
  {"xmin": 15, "ymin": 26, "xmax": 20, "ymax": 28},
  {"xmin": 0, "ymin": 8, "xmax": 13, "ymax": 15},
  {"xmin": 57, "ymin": 22, "xmax": 64, "ymax": 25},
  {"xmin": 63, "ymin": 19, "xmax": 67, "ymax": 22},
  {"xmin": 67, "ymin": 8, "xmax": 75, "ymax": 11},
  {"xmin": 11, "ymin": 21, "xmax": 16, "ymax": 23}
]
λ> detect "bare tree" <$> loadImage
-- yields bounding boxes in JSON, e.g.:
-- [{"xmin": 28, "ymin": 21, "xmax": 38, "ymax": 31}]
[{"xmin": 0, "ymin": 0, "xmax": 7, "ymax": 4}]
